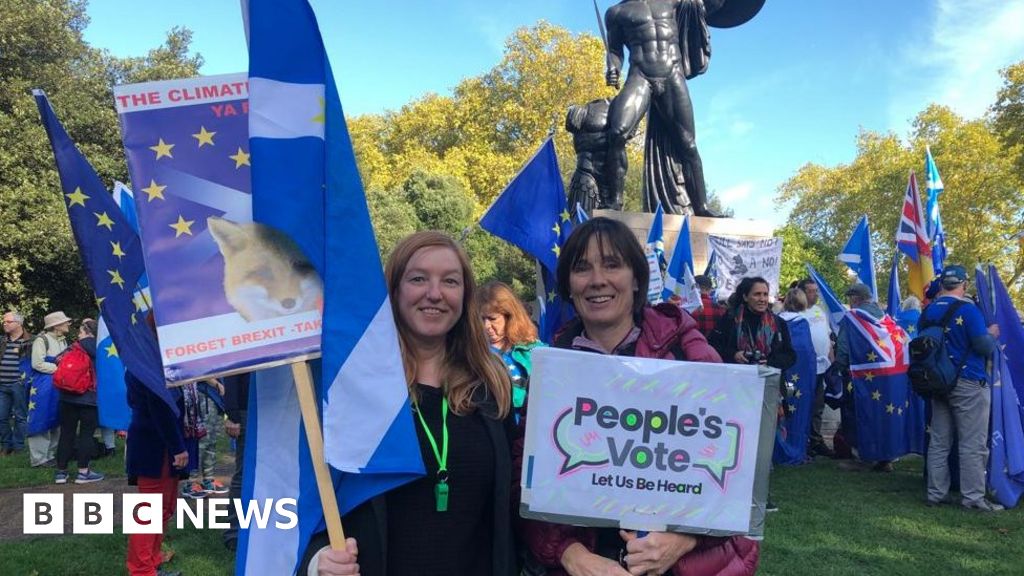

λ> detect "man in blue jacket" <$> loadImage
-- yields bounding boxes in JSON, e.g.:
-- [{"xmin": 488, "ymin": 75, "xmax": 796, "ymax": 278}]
[{"xmin": 921, "ymin": 265, "xmax": 1002, "ymax": 511}]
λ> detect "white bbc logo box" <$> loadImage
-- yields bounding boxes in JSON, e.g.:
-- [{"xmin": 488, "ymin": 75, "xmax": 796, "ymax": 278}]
[{"xmin": 23, "ymin": 493, "xmax": 163, "ymax": 534}]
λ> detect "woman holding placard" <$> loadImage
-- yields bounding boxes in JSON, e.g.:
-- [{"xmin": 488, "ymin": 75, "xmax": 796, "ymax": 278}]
[
  {"xmin": 305, "ymin": 231, "xmax": 517, "ymax": 576},
  {"xmin": 520, "ymin": 217, "xmax": 759, "ymax": 576},
  {"xmin": 478, "ymin": 281, "xmax": 545, "ymax": 424}
]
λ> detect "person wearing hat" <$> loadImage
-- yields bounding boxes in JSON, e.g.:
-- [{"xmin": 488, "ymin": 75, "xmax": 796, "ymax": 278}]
[
  {"xmin": 832, "ymin": 283, "xmax": 893, "ymax": 471},
  {"xmin": 918, "ymin": 265, "xmax": 1003, "ymax": 511},
  {"xmin": 27, "ymin": 311, "xmax": 71, "ymax": 467}
]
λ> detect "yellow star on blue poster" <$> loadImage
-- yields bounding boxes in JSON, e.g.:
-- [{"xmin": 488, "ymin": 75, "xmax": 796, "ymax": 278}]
[
  {"xmin": 192, "ymin": 126, "xmax": 216, "ymax": 147},
  {"xmin": 150, "ymin": 138, "xmax": 175, "ymax": 159},
  {"xmin": 169, "ymin": 215, "xmax": 195, "ymax": 237},
  {"xmin": 229, "ymin": 147, "xmax": 251, "ymax": 168}
]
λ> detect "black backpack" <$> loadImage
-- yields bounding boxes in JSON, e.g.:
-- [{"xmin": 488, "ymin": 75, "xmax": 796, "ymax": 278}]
[{"xmin": 907, "ymin": 300, "xmax": 968, "ymax": 398}]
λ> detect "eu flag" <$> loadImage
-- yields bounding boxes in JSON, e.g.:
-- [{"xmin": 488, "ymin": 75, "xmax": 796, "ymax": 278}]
[
  {"xmin": 975, "ymin": 265, "xmax": 1024, "ymax": 508},
  {"xmin": 480, "ymin": 138, "xmax": 574, "ymax": 342},
  {"xmin": 842, "ymin": 308, "xmax": 924, "ymax": 460},
  {"xmin": 34, "ymin": 90, "xmax": 177, "ymax": 416},
  {"xmin": 774, "ymin": 315, "xmax": 817, "ymax": 465}
]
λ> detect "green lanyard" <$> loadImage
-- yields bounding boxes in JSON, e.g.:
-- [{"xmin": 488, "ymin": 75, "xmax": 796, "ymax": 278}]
[{"xmin": 414, "ymin": 397, "xmax": 449, "ymax": 512}]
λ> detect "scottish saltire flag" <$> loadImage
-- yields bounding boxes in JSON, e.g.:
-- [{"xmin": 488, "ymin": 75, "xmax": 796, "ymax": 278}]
[
  {"xmin": 242, "ymin": 2, "xmax": 425, "ymax": 573},
  {"xmin": 896, "ymin": 172, "xmax": 934, "ymax": 299},
  {"xmin": 843, "ymin": 309, "xmax": 925, "ymax": 460},
  {"xmin": 838, "ymin": 215, "xmax": 877, "ymax": 299},
  {"xmin": 885, "ymin": 258, "xmax": 901, "ymax": 319},
  {"xmin": 34, "ymin": 90, "xmax": 177, "ymax": 415},
  {"xmin": 924, "ymin": 147, "xmax": 946, "ymax": 273},
  {"xmin": 575, "ymin": 202, "xmax": 590, "ymax": 224},
  {"xmin": 661, "ymin": 216, "xmax": 701, "ymax": 311},
  {"xmin": 647, "ymin": 202, "xmax": 666, "ymax": 269},
  {"xmin": 805, "ymin": 264, "xmax": 846, "ymax": 333},
  {"xmin": 975, "ymin": 265, "xmax": 1024, "ymax": 508},
  {"xmin": 703, "ymin": 247, "xmax": 717, "ymax": 278},
  {"xmin": 237, "ymin": 366, "xmax": 324, "ymax": 575},
  {"xmin": 480, "ymin": 138, "xmax": 574, "ymax": 343},
  {"xmin": 774, "ymin": 315, "xmax": 816, "ymax": 465},
  {"xmin": 93, "ymin": 181, "xmax": 148, "ymax": 430}
]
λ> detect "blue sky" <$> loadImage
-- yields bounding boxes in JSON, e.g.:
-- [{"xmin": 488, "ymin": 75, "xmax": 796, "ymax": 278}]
[{"xmin": 82, "ymin": 0, "xmax": 1024, "ymax": 225}]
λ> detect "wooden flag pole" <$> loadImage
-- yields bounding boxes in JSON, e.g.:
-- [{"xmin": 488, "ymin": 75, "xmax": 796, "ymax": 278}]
[{"xmin": 291, "ymin": 361, "xmax": 346, "ymax": 547}]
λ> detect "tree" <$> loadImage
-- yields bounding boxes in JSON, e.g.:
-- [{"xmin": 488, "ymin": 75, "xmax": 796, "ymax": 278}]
[
  {"xmin": 778, "ymin": 104, "xmax": 1024, "ymax": 306},
  {"xmin": 0, "ymin": 0, "xmax": 203, "ymax": 326},
  {"xmin": 991, "ymin": 61, "xmax": 1024, "ymax": 178},
  {"xmin": 351, "ymin": 22, "xmax": 617, "ymax": 210}
]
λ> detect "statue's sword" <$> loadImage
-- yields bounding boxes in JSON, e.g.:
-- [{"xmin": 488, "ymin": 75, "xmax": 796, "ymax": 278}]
[{"xmin": 592, "ymin": 0, "xmax": 619, "ymax": 89}]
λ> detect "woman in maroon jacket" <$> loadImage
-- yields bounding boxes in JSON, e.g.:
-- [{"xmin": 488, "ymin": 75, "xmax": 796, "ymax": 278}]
[{"xmin": 519, "ymin": 217, "xmax": 759, "ymax": 576}]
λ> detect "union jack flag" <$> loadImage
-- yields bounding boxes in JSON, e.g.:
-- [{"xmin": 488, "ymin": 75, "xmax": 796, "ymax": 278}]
[
  {"xmin": 896, "ymin": 172, "xmax": 931, "ymax": 264},
  {"xmin": 842, "ymin": 308, "xmax": 925, "ymax": 460},
  {"xmin": 846, "ymin": 309, "xmax": 909, "ymax": 378}
]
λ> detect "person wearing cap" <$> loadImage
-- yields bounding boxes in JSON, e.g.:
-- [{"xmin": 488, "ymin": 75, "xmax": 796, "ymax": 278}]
[
  {"xmin": 27, "ymin": 311, "xmax": 72, "ymax": 467},
  {"xmin": 832, "ymin": 283, "xmax": 893, "ymax": 471},
  {"xmin": 919, "ymin": 264, "xmax": 1003, "ymax": 511}
]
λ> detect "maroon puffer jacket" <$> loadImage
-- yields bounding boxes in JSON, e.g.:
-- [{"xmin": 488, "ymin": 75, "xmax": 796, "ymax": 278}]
[{"xmin": 518, "ymin": 304, "xmax": 760, "ymax": 575}]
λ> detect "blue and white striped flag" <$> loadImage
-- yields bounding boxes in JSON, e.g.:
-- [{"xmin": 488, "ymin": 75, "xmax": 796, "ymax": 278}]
[
  {"xmin": 241, "ymin": 1, "xmax": 424, "ymax": 573},
  {"xmin": 924, "ymin": 146, "xmax": 946, "ymax": 273},
  {"xmin": 646, "ymin": 202, "xmax": 666, "ymax": 269},
  {"xmin": 661, "ymin": 216, "xmax": 701, "ymax": 311},
  {"xmin": 838, "ymin": 215, "xmax": 877, "ymax": 299},
  {"xmin": 805, "ymin": 264, "xmax": 846, "ymax": 333},
  {"xmin": 575, "ymin": 202, "xmax": 590, "ymax": 224}
]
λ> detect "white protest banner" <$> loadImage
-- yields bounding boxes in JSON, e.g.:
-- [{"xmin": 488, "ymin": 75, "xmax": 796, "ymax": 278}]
[
  {"xmin": 645, "ymin": 244, "xmax": 664, "ymax": 304},
  {"xmin": 520, "ymin": 347, "xmax": 778, "ymax": 536},
  {"xmin": 707, "ymin": 235, "xmax": 782, "ymax": 301}
]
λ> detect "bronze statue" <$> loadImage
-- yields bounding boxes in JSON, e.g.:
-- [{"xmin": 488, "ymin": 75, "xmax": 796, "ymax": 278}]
[
  {"xmin": 590, "ymin": 0, "xmax": 764, "ymax": 216},
  {"xmin": 566, "ymin": 99, "xmax": 639, "ymax": 212}
]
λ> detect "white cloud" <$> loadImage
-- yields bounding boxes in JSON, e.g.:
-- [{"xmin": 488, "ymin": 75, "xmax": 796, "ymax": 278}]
[
  {"xmin": 888, "ymin": 0, "xmax": 1024, "ymax": 129},
  {"xmin": 719, "ymin": 181, "xmax": 754, "ymax": 204}
]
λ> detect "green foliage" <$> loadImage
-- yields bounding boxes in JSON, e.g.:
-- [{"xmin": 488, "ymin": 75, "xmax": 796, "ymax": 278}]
[
  {"xmin": 401, "ymin": 171, "xmax": 474, "ymax": 234},
  {"xmin": 776, "ymin": 222, "xmax": 845, "ymax": 291},
  {"xmin": 0, "ymin": 0, "xmax": 202, "ymax": 328},
  {"xmin": 351, "ymin": 22, "xmax": 616, "ymax": 210},
  {"xmin": 778, "ymin": 96, "xmax": 1024, "ymax": 306},
  {"xmin": 991, "ymin": 61, "xmax": 1024, "ymax": 177}
]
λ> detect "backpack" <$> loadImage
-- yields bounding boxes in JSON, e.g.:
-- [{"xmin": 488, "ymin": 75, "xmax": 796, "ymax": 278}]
[
  {"xmin": 907, "ymin": 300, "xmax": 968, "ymax": 398},
  {"xmin": 53, "ymin": 342, "xmax": 96, "ymax": 395}
]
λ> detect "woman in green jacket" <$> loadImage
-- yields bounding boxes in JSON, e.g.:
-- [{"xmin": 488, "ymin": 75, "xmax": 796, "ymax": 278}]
[{"xmin": 478, "ymin": 281, "xmax": 545, "ymax": 423}]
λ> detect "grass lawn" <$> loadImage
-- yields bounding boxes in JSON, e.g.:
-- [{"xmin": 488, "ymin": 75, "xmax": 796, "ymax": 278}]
[{"xmin": 1, "ymin": 454, "xmax": 1022, "ymax": 575}]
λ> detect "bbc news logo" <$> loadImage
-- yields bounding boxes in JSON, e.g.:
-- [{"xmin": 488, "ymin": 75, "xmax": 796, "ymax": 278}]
[{"xmin": 23, "ymin": 494, "xmax": 298, "ymax": 534}]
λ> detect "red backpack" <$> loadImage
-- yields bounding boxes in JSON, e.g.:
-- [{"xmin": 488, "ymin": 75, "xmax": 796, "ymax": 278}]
[{"xmin": 53, "ymin": 343, "xmax": 96, "ymax": 395}]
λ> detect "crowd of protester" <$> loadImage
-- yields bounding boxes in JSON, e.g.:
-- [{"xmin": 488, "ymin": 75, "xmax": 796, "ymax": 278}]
[{"xmin": 1, "ymin": 217, "xmax": 1014, "ymax": 576}]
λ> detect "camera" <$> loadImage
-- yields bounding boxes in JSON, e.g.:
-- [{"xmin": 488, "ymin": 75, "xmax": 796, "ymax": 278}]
[{"xmin": 743, "ymin": 349, "xmax": 764, "ymax": 364}]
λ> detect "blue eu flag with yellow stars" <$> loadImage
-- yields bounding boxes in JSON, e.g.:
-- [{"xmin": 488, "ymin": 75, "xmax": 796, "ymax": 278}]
[
  {"xmin": 774, "ymin": 315, "xmax": 817, "ymax": 465},
  {"xmin": 480, "ymin": 138, "xmax": 573, "ymax": 342},
  {"xmin": 34, "ymin": 90, "xmax": 178, "ymax": 415}
]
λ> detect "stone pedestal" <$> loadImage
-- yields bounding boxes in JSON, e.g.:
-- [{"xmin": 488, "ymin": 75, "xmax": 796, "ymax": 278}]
[{"xmin": 594, "ymin": 210, "xmax": 775, "ymax": 273}]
